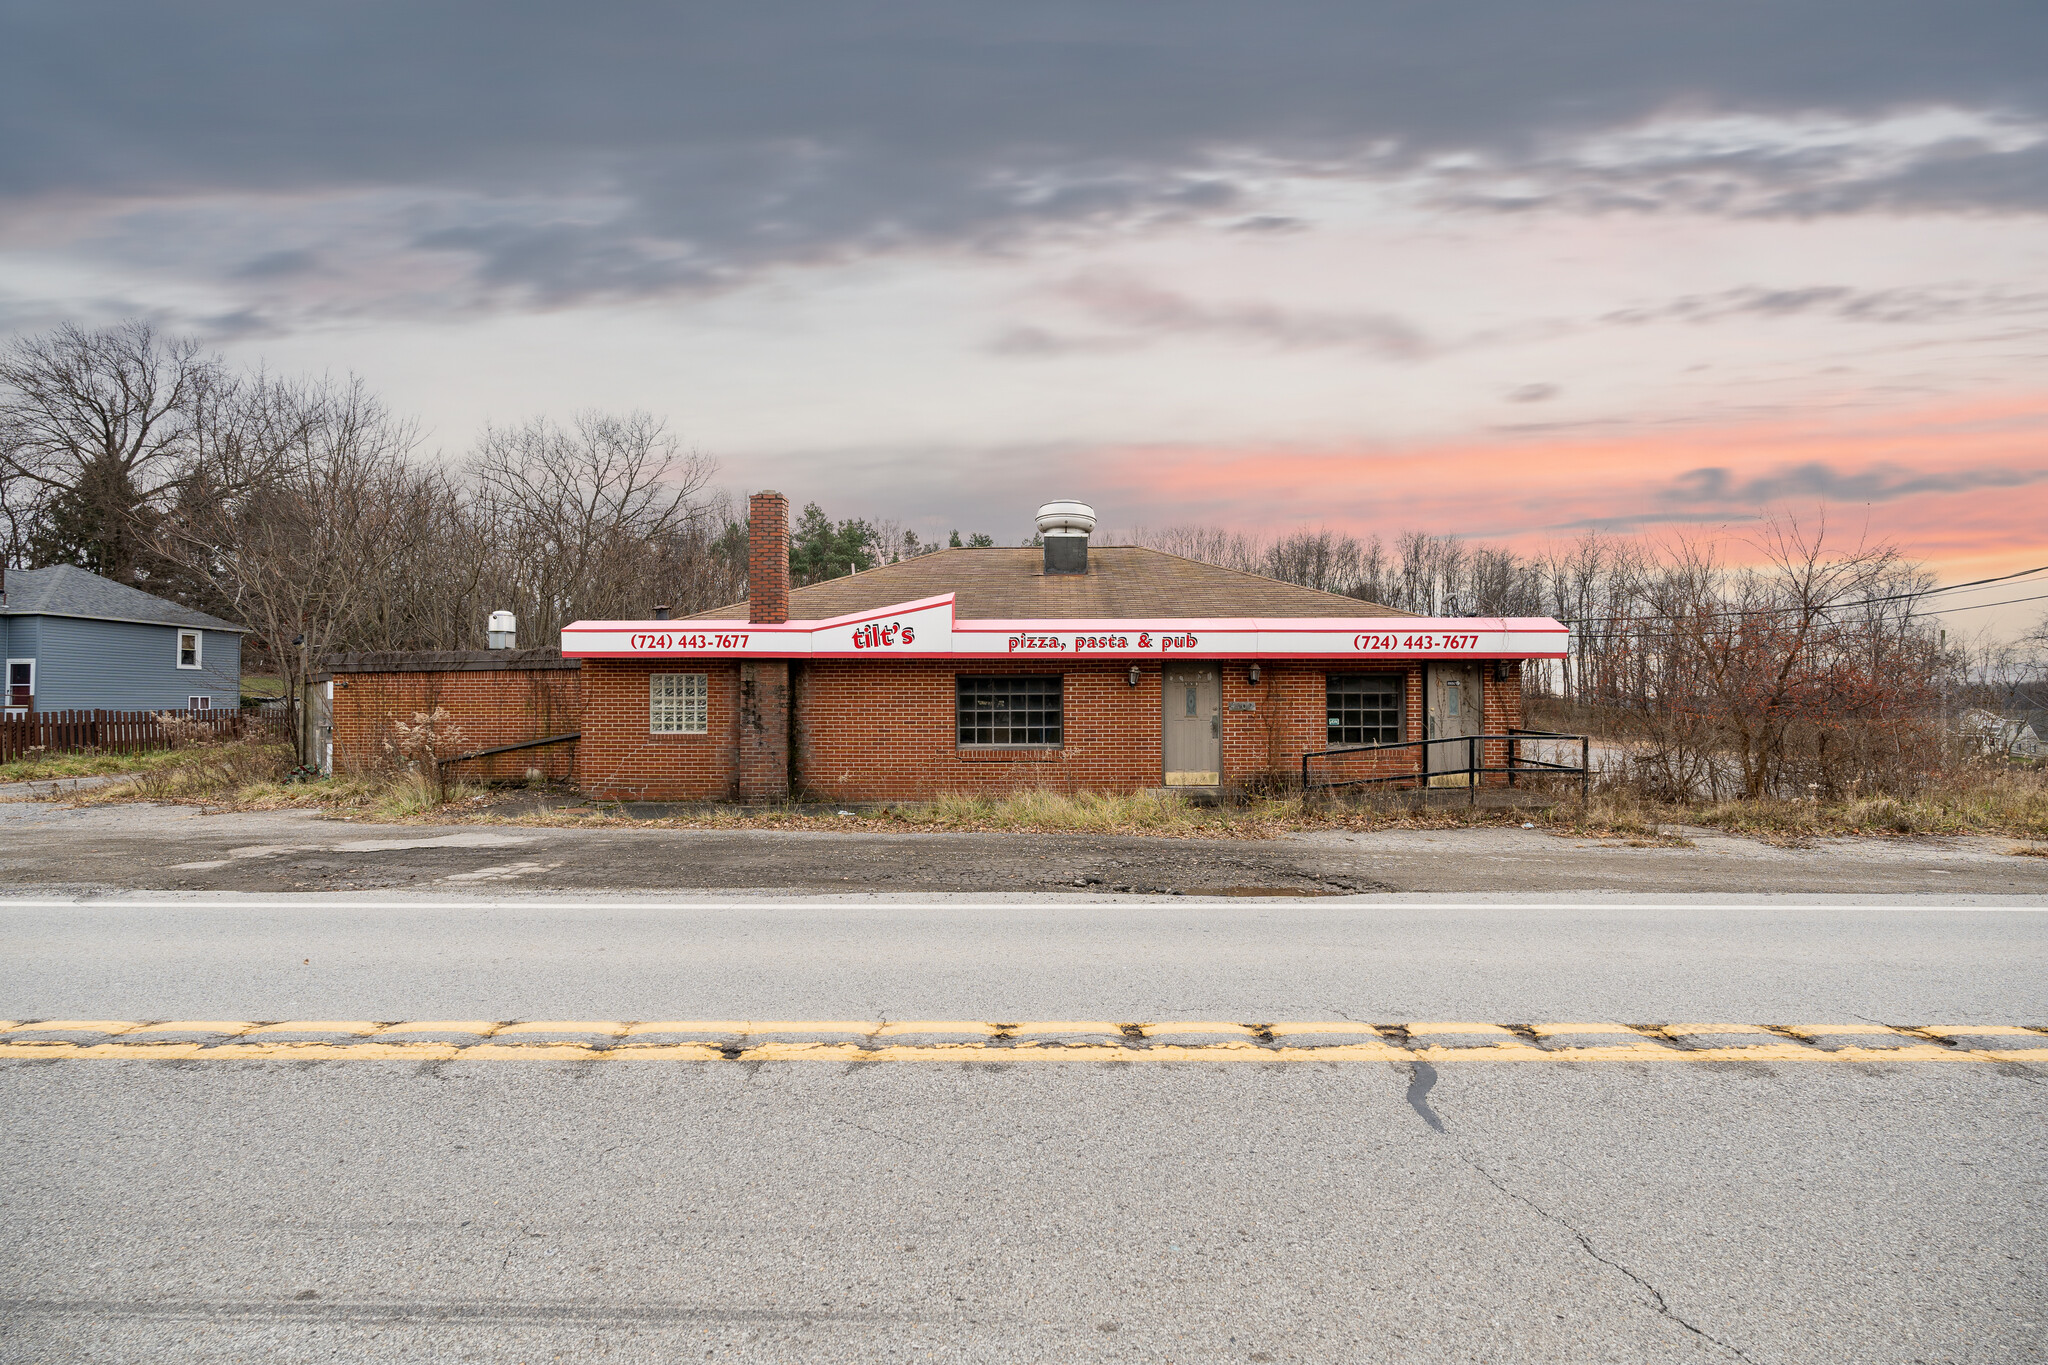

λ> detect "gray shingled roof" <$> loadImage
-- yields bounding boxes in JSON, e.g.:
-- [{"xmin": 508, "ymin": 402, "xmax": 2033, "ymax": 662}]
[
  {"xmin": 0, "ymin": 564, "xmax": 246, "ymax": 632},
  {"xmin": 690, "ymin": 546, "xmax": 1409, "ymax": 621}
]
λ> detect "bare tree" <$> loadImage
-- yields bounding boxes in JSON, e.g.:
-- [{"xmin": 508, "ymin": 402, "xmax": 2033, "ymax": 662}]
[
  {"xmin": 1108, "ymin": 523, "xmax": 1267, "ymax": 575},
  {"xmin": 158, "ymin": 375, "xmax": 422, "ymax": 761},
  {"xmin": 0, "ymin": 321, "xmax": 231, "ymax": 582},
  {"xmin": 1266, "ymin": 528, "xmax": 1362, "ymax": 594},
  {"xmin": 470, "ymin": 411, "xmax": 719, "ymax": 641}
]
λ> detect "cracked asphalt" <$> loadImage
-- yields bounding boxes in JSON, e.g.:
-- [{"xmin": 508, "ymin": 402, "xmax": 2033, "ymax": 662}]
[
  {"xmin": 3, "ymin": 790, "xmax": 2043, "ymax": 1362},
  {"xmin": 3, "ymin": 794, "xmax": 2047, "ymax": 896}
]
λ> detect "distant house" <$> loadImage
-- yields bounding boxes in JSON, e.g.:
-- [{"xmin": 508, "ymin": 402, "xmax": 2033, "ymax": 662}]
[
  {"xmin": 1958, "ymin": 706, "xmax": 2044, "ymax": 760},
  {"xmin": 0, "ymin": 565, "xmax": 246, "ymax": 717}
]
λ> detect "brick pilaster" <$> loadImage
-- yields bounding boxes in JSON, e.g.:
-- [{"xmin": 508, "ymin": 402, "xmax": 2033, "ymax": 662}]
[{"xmin": 737, "ymin": 660, "xmax": 790, "ymax": 800}]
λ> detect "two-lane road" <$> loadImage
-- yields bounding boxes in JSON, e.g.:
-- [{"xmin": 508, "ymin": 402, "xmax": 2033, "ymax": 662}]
[{"xmin": 4, "ymin": 893, "xmax": 2043, "ymax": 1363}]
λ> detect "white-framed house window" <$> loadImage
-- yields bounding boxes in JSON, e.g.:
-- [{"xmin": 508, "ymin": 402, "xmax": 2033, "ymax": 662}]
[
  {"xmin": 176, "ymin": 629, "xmax": 202, "ymax": 669},
  {"xmin": 650, "ymin": 673, "xmax": 709, "ymax": 734},
  {"xmin": 188, "ymin": 695, "xmax": 213, "ymax": 712}
]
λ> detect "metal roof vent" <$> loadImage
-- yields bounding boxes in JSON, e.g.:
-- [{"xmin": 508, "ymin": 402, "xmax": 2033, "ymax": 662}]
[
  {"xmin": 487, "ymin": 610, "xmax": 517, "ymax": 649},
  {"xmin": 1036, "ymin": 500, "xmax": 1095, "ymax": 575}
]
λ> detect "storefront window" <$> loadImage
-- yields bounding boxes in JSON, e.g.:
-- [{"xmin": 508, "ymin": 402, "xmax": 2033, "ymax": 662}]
[
  {"xmin": 957, "ymin": 675, "xmax": 1062, "ymax": 747},
  {"xmin": 650, "ymin": 672, "xmax": 709, "ymax": 734},
  {"xmin": 1327, "ymin": 673, "xmax": 1402, "ymax": 745}
]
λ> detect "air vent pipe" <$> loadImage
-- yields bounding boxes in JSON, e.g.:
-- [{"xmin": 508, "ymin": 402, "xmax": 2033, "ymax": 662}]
[{"xmin": 1037, "ymin": 500, "xmax": 1095, "ymax": 575}]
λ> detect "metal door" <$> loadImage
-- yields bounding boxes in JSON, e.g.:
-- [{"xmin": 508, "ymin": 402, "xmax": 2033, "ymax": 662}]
[
  {"xmin": 1426, "ymin": 663, "xmax": 1484, "ymax": 780},
  {"xmin": 1162, "ymin": 663, "xmax": 1221, "ymax": 786}
]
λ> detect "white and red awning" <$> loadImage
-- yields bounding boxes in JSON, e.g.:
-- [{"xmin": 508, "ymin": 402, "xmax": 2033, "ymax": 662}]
[{"xmin": 562, "ymin": 594, "xmax": 1567, "ymax": 662}]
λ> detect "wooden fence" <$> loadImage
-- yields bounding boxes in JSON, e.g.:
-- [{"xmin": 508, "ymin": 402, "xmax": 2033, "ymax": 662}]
[{"xmin": 0, "ymin": 708, "xmax": 289, "ymax": 763}]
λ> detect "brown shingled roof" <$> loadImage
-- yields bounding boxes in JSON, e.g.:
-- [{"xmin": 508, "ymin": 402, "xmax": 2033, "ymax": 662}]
[{"xmin": 689, "ymin": 546, "xmax": 1409, "ymax": 621}]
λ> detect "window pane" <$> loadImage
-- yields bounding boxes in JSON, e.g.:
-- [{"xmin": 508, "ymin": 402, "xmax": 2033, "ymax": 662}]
[
  {"xmin": 1326, "ymin": 673, "xmax": 1403, "ymax": 746},
  {"xmin": 651, "ymin": 672, "xmax": 709, "ymax": 734},
  {"xmin": 956, "ymin": 675, "xmax": 1063, "ymax": 747}
]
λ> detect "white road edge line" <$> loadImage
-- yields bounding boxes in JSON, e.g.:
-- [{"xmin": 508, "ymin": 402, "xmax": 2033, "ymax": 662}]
[{"xmin": 1, "ymin": 898, "xmax": 2045, "ymax": 912}]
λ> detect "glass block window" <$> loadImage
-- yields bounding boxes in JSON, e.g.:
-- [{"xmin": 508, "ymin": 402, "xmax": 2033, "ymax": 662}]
[
  {"xmin": 1326, "ymin": 673, "xmax": 1403, "ymax": 746},
  {"xmin": 957, "ymin": 675, "xmax": 1063, "ymax": 747},
  {"xmin": 650, "ymin": 672, "xmax": 709, "ymax": 734}
]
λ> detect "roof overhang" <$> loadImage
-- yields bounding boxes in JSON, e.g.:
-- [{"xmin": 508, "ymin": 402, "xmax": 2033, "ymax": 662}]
[
  {"xmin": 0, "ymin": 609, "xmax": 249, "ymax": 633},
  {"xmin": 563, "ymin": 594, "xmax": 1567, "ymax": 661}
]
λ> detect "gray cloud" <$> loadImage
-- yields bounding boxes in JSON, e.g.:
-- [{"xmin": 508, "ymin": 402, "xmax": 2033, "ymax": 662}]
[
  {"xmin": 1426, "ymin": 124, "xmax": 2048, "ymax": 221},
  {"xmin": 986, "ymin": 326, "xmax": 1137, "ymax": 358},
  {"xmin": 1034, "ymin": 272, "xmax": 1427, "ymax": 358},
  {"xmin": 1666, "ymin": 461, "xmax": 2048, "ymax": 506},
  {"xmin": 2, "ymin": 2, "xmax": 2043, "ymax": 313},
  {"xmin": 231, "ymin": 249, "xmax": 320, "ymax": 280},
  {"xmin": 1602, "ymin": 282, "xmax": 2048, "ymax": 327}
]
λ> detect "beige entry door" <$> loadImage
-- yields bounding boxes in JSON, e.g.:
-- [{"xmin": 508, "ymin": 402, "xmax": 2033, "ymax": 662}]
[
  {"xmin": 1426, "ymin": 663, "xmax": 1484, "ymax": 780},
  {"xmin": 1162, "ymin": 663, "xmax": 1222, "ymax": 786}
]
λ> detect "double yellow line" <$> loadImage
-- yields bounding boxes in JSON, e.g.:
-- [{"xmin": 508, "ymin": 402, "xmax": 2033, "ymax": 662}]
[{"xmin": 3, "ymin": 1020, "xmax": 2042, "ymax": 1062}]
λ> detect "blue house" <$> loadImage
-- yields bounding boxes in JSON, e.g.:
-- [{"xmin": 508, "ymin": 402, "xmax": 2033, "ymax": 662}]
[{"xmin": 1, "ymin": 565, "xmax": 246, "ymax": 716}]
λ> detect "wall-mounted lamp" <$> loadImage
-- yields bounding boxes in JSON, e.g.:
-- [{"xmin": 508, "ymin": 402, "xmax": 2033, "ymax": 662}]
[
  {"xmin": 1128, "ymin": 665, "xmax": 1141, "ymax": 687},
  {"xmin": 1248, "ymin": 663, "xmax": 1261, "ymax": 685}
]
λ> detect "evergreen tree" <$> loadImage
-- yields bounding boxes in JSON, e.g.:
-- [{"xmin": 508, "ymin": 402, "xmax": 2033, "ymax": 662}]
[{"xmin": 787, "ymin": 501, "xmax": 879, "ymax": 585}]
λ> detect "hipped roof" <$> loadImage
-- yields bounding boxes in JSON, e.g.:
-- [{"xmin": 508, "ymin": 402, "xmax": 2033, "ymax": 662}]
[
  {"xmin": 0, "ymin": 564, "xmax": 245, "ymax": 632},
  {"xmin": 691, "ymin": 546, "xmax": 1408, "ymax": 621}
]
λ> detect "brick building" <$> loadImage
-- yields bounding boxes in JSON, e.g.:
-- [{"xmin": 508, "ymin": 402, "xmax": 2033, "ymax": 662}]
[
  {"xmin": 562, "ymin": 495, "xmax": 1566, "ymax": 802},
  {"xmin": 325, "ymin": 649, "xmax": 580, "ymax": 782}
]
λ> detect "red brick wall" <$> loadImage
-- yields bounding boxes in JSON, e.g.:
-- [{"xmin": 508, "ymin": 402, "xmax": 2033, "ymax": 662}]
[
  {"xmin": 1266, "ymin": 662, "xmax": 1432, "ymax": 791},
  {"xmin": 574, "ymin": 656, "xmax": 1524, "ymax": 801},
  {"xmin": 1483, "ymin": 661, "xmax": 1525, "ymax": 782},
  {"xmin": 795, "ymin": 659, "xmax": 1443, "ymax": 802},
  {"xmin": 331, "ymin": 667, "xmax": 581, "ymax": 781},
  {"xmin": 574, "ymin": 661, "xmax": 742, "ymax": 801},
  {"xmin": 737, "ymin": 661, "xmax": 791, "ymax": 799}
]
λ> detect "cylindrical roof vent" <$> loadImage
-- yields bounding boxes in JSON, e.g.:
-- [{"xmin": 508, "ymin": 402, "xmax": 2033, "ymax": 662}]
[
  {"xmin": 1037, "ymin": 500, "xmax": 1095, "ymax": 575},
  {"xmin": 487, "ymin": 610, "xmax": 517, "ymax": 650}
]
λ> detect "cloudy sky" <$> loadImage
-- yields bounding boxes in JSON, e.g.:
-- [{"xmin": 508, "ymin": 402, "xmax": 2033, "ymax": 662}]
[{"xmin": 4, "ymin": 3, "xmax": 2046, "ymax": 628}]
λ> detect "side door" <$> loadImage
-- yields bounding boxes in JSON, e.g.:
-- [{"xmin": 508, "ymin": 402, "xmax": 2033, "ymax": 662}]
[
  {"xmin": 1162, "ymin": 663, "xmax": 1221, "ymax": 786},
  {"xmin": 1425, "ymin": 663, "xmax": 1484, "ymax": 779}
]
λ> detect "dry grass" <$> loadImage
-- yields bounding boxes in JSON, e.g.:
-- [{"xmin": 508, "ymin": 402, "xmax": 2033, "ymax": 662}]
[
  {"xmin": 490, "ymin": 788, "xmax": 1678, "ymax": 842},
  {"xmin": 898, "ymin": 788, "xmax": 1276, "ymax": 836},
  {"xmin": 1688, "ymin": 772, "xmax": 2048, "ymax": 844},
  {"xmin": 72, "ymin": 742, "xmax": 484, "ymax": 820},
  {"xmin": 1536, "ymin": 791, "xmax": 1694, "ymax": 846},
  {"xmin": 76, "ymin": 740, "xmax": 297, "ymax": 804},
  {"xmin": 51, "ymin": 742, "xmax": 2048, "ymax": 845},
  {"xmin": 0, "ymin": 747, "xmax": 196, "ymax": 783},
  {"xmin": 2008, "ymin": 844, "xmax": 2048, "ymax": 858}
]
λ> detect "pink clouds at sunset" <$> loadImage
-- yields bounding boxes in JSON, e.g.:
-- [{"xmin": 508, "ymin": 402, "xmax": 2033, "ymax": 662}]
[
  {"xmin": 5, "ymin": 6, "xmax": 2047, "ymax": 635},
  {"xmin": 1081, "ymin": 392, "xmax": 2048, "ymax": 581}
]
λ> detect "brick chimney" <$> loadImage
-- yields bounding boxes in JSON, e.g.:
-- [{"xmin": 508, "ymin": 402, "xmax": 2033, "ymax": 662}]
[{"xmin": 748, "ymin": 491, "xmax": 790, "ymax": 625}]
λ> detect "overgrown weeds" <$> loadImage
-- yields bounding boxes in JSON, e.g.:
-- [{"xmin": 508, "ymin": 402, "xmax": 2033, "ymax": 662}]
[
  {"xmin": 70, "ymin": 742, "xmax": 486, "ymax": 816},
  {"xmin": 501, "ymin": 786, "xmax": 1678, "ymax": 841},
  {"xmin": 48, "ymin": 746, "xmax": 2048, "ymax": 843},
  {"xmin": 898, "ymin": 788, "xmax": 1268, "ymax": 836},
  {"xmin": 0, "ymin": 747, "xmax": 196, "ymax": 783},
  {"xmin": 1688, "ymin": 770, "xmax": 2048, "ymax": 843},
  {"xmin": 82, "ymin": 740, "xmax": 297, "ymax": 804}
]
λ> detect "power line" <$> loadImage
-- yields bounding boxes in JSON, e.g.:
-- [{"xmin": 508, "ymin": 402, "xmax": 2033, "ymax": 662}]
[
  {"xmin": 1560, "ymin": 562, "xmax": 2048, "ymax": 627},
  {"xmin": 1913, "ymin": 589, "xmax": 2048, "ymax": 617},
  {"xmin": 1558, "ymin": 589, "xmax": 2048, "ymax": 645}
]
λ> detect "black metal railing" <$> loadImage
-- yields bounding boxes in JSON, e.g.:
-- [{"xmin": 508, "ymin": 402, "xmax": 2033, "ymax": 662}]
[{"xmin": 1301, "ymin": 729, "xmax": 1591, "ymax": 802}]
